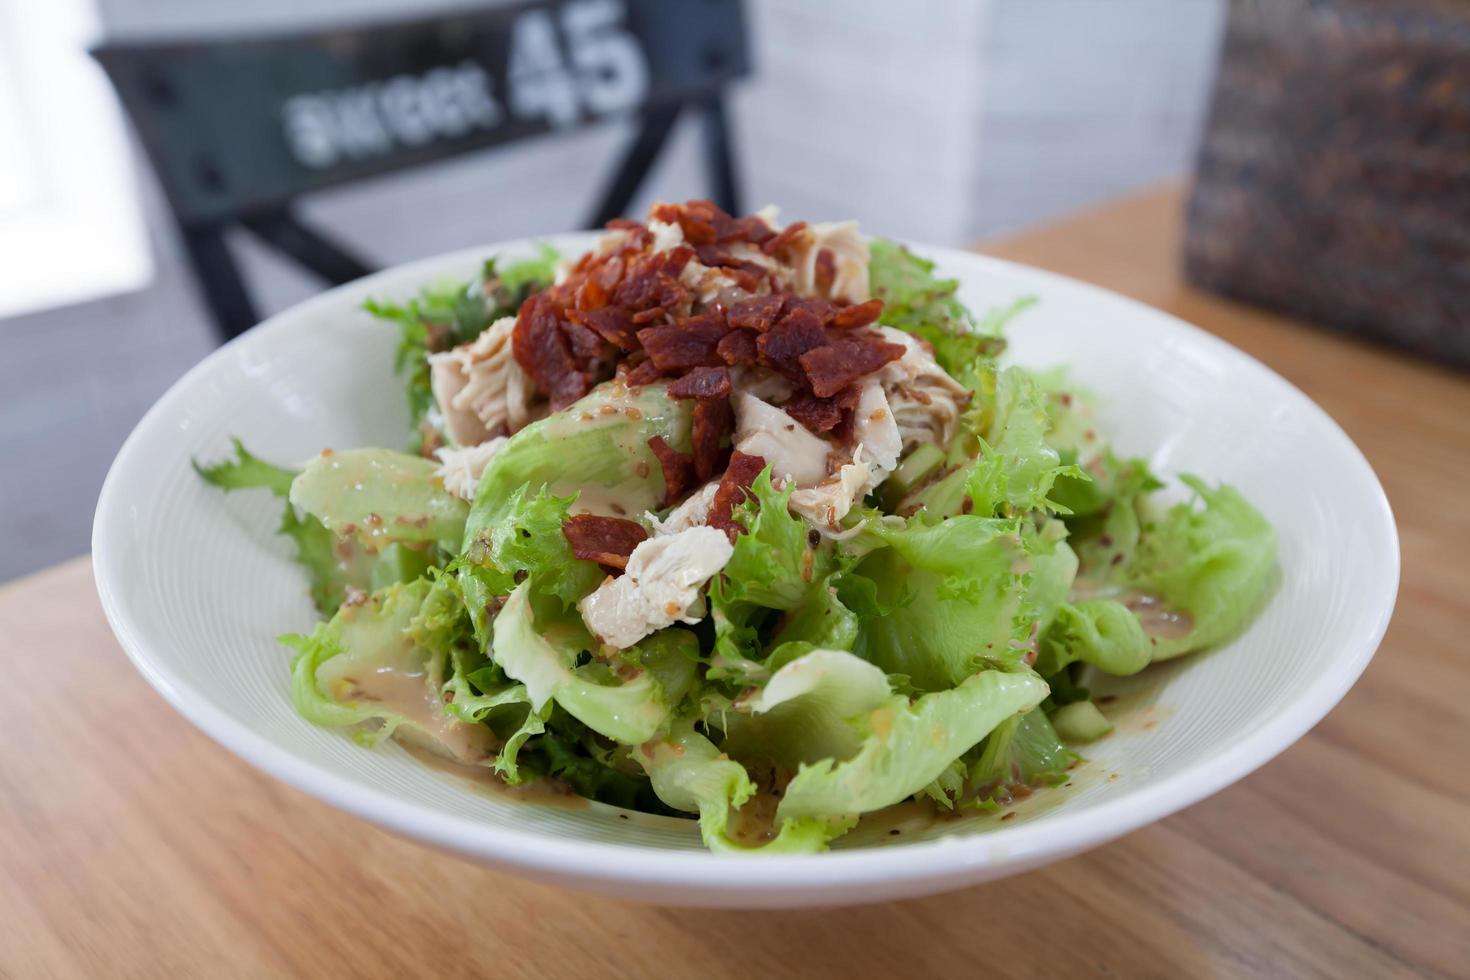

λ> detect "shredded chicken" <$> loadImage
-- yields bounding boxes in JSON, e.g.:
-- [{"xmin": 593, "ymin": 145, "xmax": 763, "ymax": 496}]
[
  {"xmin": 429, "ymin": 316, "xmax": 540, "ymax": 446},
  {"xmin": 578, "ymin": 526, "xmax": 734, "ymax": 649},
  {"xmin": 648, "ymin": 482, "xmax": 718, "ymax": 535},
  {"xmin": 732, "ymin": 391, "xmax": 831, "ymax": 488},
  {"xmin": 874, "ymin": 326, "xmax": 970, "ymax": 450},
  {"xmin": 784, "ymin": 384, "xmax": 901, "ymax": 530},
  {"xmin": 648, "ymin": 219, "xmax": 685, "ymax": 254},
  {"xmin": 788, "ymin": 448, "xmax": 870, "ymax": 529},
  {"xmin": 433, "ymin": 437, "xmax": 508, "ymax": 501},
  {"xmin": 788, "ymin": 221, "xmax": 870, "ymax": 304},
  {"xmin": 785, "ymin": 383, "xmax": 900, "ymax": 529},
  {"xmin": 852, "ymin": 380, "xmax": 902, "ymax": 483}
]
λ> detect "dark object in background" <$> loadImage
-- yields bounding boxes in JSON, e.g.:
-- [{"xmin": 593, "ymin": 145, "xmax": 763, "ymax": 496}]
[
  {"xmin": 1185, "ymin": 0, "xmax": 1470, "ymax": 368},
  {"xmin": 95, "ymin": 0, "xmax": 749, "ymax": 341}
]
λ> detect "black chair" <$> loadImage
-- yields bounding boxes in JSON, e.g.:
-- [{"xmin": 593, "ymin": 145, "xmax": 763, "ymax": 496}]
[{"xmin": 95, "ymin": 0, "xmax": 749, "ymax": 341}]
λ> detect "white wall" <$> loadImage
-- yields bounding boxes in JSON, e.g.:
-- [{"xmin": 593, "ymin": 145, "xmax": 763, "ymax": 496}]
[{"xmin": 967, "ymin": 0, "xmax": 1226, "ymax": 238}]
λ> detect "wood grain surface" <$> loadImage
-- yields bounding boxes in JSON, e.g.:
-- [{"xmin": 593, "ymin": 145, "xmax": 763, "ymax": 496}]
[{"xmin": 3, "ymin": 185, "xmax": 1467, "ymax": 979}]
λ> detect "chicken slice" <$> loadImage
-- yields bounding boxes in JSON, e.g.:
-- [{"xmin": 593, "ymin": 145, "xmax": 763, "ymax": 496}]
[
  {"xmin": 874, "ymin": 326, "xmax": 971, "ymax": 451},
  {"xmin": 788, "ymin": 452, "xmax": 870, "ymax": 529},
  {"xmin": 648, "ymin": 481, "xmax": 719, "ymax": 536},
  {"xmin": 578, "ymin": 526, "xmax": 734, "ymax": 649},
  {"xmin": 433, "ymin": 436, "xmax": 508, "ymax": 501},
  {"xmin": 428, "ymin": 316, "xmax": 539, "ymax": 446},
  {"xmin": 648, "ymin": 218, "xmax": 685, "ymax": 253},
  {"xmin": 788, "ymin": 221, "xmax": 870, "ymax": 304},
  {"xmin": 787, "ymin": 383, "xmax": 901, "ymax": 530},
  {"xmin": 851, "ymin": 380, "xmax": 902, "ymax": 484},
  {"xmin": 733, "ymin": 391, "xmax": 832, "ymax": 488}
]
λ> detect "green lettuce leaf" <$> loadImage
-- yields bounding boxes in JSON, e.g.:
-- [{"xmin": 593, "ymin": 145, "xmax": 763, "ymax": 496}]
[
  {"xmin": 1036, "ymin": 599, "xmax": 1152, "ymax": 677},
  {"xmin": 463, "ymin": 381, "xmax": 693, "ymax": 543},
  {"xmin": 459, "ymin": 485, "xmax": 602, "ymax": 617},
  {"xmin": 289, "ymin": 448, "xmax": 468, "ymax": 551},
  {"xmin": 969, "ymin": 706, "xmax": 1077, "ymax": 802},
  {"xmin": 632, "ymin": 719, "xmax": 836, "ymax": 854},
  {"xmin": 707, "ymin": 469, "xmax": 840, "ymax": 684},
  {"xmin": 775, "ymin": 669, "xmax": 1050, "ymax": 829},
  {"xmin": 1024, "ymin": 520, "xmax": 1080, "ymax": 635},
  {"xmin": 721, "ymin": 648, "xmax": 893, "ymax": 770},
  {"xmin": 196, "ymin": 439, "xmax": 430, "ymax": 613},
  {"xmin": 530, "ymin": 721, "xmax": 664, "ymax": 810},
  {"xmin": 281, "ymin": 579, "xmax": 495, "ymax": 764},
  {"xmin": 868, "ymin": 239, "xmax": 1026, "ymax": 388},
  {"xmin": 718, "ymin": 469, "xmax": 830, "ymax": 610},
  {"xmin": 850, "ymin": 514, "xmax": 1032, "ymax": 690},
  {"xmin": 490, "ymin": 582, "xmax": 674, "ymax": 745},
  {"xmin": 1058, "ymin": 452, "xmax": 1163, "ymax": 550},
  {"xmin": 899, "ymin": 368, "xmax": 1085, "ymax": 520},
  {"xmin": 767, "ymin": 578, "xmax": 860, "ymax": 652},
  {"xmin": 1113, "ymin": 476, "xmax": 1276, "ymax": 660},
  {"xmin": 193, "ymin": 436, "xmax": 296, "ymax": 495},
  {"xmin": 965, "ymin": 367, "xmax": 1086, "ymax": 517}
]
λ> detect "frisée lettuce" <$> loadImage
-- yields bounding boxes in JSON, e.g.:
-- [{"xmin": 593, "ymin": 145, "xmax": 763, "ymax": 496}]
[{"xmin": 195, "ymin": 200, "xmax": 1276, "ymax": 853}]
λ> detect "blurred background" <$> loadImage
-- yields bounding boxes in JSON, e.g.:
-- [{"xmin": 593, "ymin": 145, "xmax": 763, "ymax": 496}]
[{"xmin": 8, "ymin": 0, "xmax": 1455, "ymax": 584}]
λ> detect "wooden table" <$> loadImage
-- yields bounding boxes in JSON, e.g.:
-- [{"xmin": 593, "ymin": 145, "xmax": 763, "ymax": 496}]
[{"xmin": 4, "ymin": 185, "xmax": 1467, "ymax": 978}]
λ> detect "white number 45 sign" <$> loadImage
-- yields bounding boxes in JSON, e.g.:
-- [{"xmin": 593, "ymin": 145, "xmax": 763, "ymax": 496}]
[{"xmin": 509, "ymin": 0, "xmax": 649, "ymax": 128}]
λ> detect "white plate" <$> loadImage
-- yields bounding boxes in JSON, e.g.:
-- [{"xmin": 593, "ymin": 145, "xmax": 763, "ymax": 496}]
[{"xmin": 93, "ymin": 237, "xmax": 1398, "ymax": 907}]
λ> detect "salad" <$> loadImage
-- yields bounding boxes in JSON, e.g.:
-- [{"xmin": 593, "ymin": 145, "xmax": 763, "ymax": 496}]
[{"xmin": 197, "ymin": 201, "xmax": 1275, "ymax": 853}]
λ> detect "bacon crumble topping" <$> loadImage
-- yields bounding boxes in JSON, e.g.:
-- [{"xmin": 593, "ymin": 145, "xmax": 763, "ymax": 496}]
[
  {"xmin": 561, "ymin": 514, "xmax": 649, "ymax": 570},
  {"xmin": 517, "ymin": 199, "xmax": 907, "ymax": 539}
]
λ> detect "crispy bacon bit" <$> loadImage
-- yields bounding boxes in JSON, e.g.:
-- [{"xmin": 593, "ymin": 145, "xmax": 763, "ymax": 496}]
[
  {"xmin": 622, "ymin": 357, "xmax": 663, "ymax": 386},
  {"xmin": 513, "ymin": 292, "xmax": 588, "ymax": 409},
  {"xmin": 762, "ymin": 220, "xmax": 808, "ymax": 256},
  {"xmin": 606, "ymin": 218, "xmax": 653, "ymax": 250},
  {"xmin": 510, "ymin": 204, "xmax": 914, "ymax": 464},
  {"xmin": 647, "ymin": 436, "xmax": 696, "ymax": 506},
  {"xmin": 691, "ymin": 396, "xmax": 734, "ymax": 481},
  {"xmin": 562, "ymin": 319, "xmax": 615, "ymax": 364},
  {"xmin": 595, "ymin": 256, "xmax": 624, "ymax": 291},
  {"xmin": 561, "ymin": 514, "xmax": 649, "ymax": 570},
  {"xmin": 668, "ymin": 365, "xmax": 732, "ymax": 400},
  {"xmin": 799, "ymin": 336, "xmax": 907, "ymax": 397},
  {"xmin": 728, "ymin": 294, "xmax": 785, "ymax": 332},
  {"xmin": 708, "ymin": 451, "xmax": 768, "ymax": 539},
  {"xmin": 652, "ymin": 200, "xmax": 726, "ymax": 245},
  {"xmin": 788, "ymin": 297, "xmax": 838, "ymax": 323},
  {"xmin": 829, "ymin": 298, "xmax": 885, "ymax": 329},
  {"xmin": 758, "ymin": 308, "xmax": 829, "ymax": 377},
  {"xmin": 576, "ymin": 277, "xmax": 608, "ymax": 312},
  {"xmin": 781, "ymin": 384, "xmax": 861, "ymax": 433},
  {"xmin": 613, "ymin": 255, "xmax": 689, "ymax": 311},
  {"xmin": 717, "ymin": 329, "xmax": 759, "ymax": 365},
  {"xmin": 638, "ymin": 317, "xmax": 727, "ymax": 373},
  {"xmin": 570, "ymin": 305, "xmax": 639, "ymax": 351},
  {"xmin": 814, "ymin": 248, "xmax": 837, "ymax": 295},
  {"xmin": 662, "ymin": 244, "xmax": 697, "ymax": 278}
]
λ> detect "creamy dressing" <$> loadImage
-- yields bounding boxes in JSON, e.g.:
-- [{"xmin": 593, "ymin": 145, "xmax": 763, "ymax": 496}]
[
  {"xmin": 1068, "ymin": 581, "xmax": 1195, "ymax": 640},
  {"xmin": 398, "ymin": 742, "xmax": 589, "ymax": 809},
  {"xmin": 338, "ymin": 664, "xmax": 495, "ymax": 765},
  {"xmin": 1121, "ymin": 591, "xmax": 1194, "ymax": 640},
  {"xmin": 840, "ymin": 756, "xmax": 1113, "ymax": 847}
]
